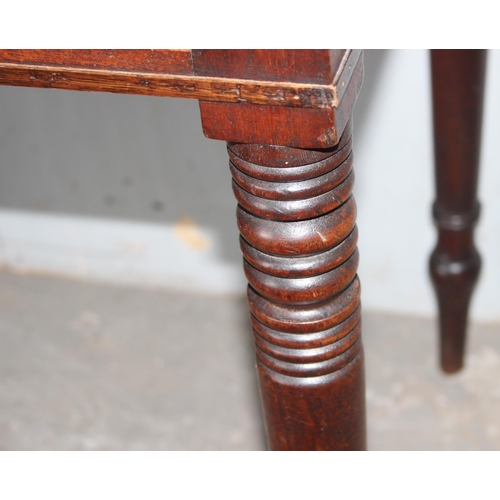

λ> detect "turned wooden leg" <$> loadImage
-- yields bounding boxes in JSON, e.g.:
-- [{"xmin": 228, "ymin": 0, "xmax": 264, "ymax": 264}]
[
  {"xmin": 430, "ymin": 50, "xmax": 487, "ymax": 373},
  {"xmin": 228, "ymin": 120, "xmax": 366, "ymax": 450},
  {"xmin": 195, "ymin": 49, "xmax": 365, "ymax": 450}
]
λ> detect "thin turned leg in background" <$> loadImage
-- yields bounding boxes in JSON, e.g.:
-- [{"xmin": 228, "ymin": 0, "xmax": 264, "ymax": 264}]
[
  {"xmin": 430, "ymin": 50, "xmax": 487, "ymax": 373},
  {"xmin": 228, "ymin": 121, "xmax": 366, "ymax": 450}
]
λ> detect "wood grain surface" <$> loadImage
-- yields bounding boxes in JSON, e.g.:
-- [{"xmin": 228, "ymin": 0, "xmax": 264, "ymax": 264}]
[
  {"xmin": 0, "ymin": 50, "xmax": 360, "ymax": 110},
  {"xmin": 192, "ymin": 49, "xmax": 346, "ymax": 84},
  {"xmin": 430, "ymin": 50, "xmax": 487, "ymax": 373},
  {"xmin": 199, "ymin": 53, "xmax": 363, "ymax": 148}
]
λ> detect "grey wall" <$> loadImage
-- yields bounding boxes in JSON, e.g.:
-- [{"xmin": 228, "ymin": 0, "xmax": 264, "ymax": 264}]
[
  {"xmin": 2, "ymin": 50, "xmax": 500, "ymax": 321},
  {"xmin": 0, "ymin": 83, "xmax": 241, "ymax": 264}
]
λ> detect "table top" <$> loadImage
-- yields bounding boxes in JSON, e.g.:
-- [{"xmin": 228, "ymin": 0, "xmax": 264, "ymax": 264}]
[{"xmin": 0, "ymin": 49, "xmax": 360, "ymax": 110}]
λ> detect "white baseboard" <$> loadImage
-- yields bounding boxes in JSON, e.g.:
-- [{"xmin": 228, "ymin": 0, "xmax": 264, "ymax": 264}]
[
  {"xmin": 0, "ymin": 209, "xmax": 247, "ymax": 296},
  {"xmin": 1, "ymin": 208, "xmax": 500, "ymax": 323}
]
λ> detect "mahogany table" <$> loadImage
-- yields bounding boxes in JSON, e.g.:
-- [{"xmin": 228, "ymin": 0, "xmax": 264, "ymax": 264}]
[{"xmin": 0, "ymin": 49, "xmax": 486, "ymax": 450}]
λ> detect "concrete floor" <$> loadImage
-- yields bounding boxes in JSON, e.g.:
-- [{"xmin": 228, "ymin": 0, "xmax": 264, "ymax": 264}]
[{"xmin": 1, "ymin": 271, "xmax": 499, "ymax": 450}]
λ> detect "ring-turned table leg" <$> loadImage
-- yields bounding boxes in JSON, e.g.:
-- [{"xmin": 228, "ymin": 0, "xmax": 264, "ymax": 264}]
[
  {"xmin": 196, "ymin": 49, "xmax": 365, "ymax": 450},
  {"xmin": 430, "ymin": 49, "xmax": 487, "ymax": 373},
  {"xmin": 228, "ymin": 122, "xmax": 365, "ymax": 450}
]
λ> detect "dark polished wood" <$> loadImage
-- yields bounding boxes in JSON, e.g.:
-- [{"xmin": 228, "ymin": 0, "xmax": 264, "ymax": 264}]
[
  {"xmin": 196, "ymin": 51, "xmax": 366, "ymax": 449},
  {"xmin": 430, "ymin": 50, "xmax": 487, "ymax": 373},
  {"xmin": 198, "ymin": 50, "xmax": 363, "ymax": 148},
  {"xmin": 192, "ymin": 49, "xmax": 348, "ymax": 83},
  {"xmin": 228, "ymin": 121, "xmax": 365, "ymax": 450},
  {"xmin": 0, "ymin": 49, "xmax": 358, "ymax": 112},
  {"xmin": 0, "ymin": 49, "xmax": 194, "ymax": 74}
]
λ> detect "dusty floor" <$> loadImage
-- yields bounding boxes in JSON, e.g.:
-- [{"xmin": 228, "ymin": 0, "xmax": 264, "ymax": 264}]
[{"xmin": 1, "ymin": 271, "xmax": 499, "ymax": 450}]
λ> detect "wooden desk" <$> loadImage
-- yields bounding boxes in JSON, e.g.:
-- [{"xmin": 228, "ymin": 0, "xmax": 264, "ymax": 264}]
[{"xmin": 0, "ymin": 49, "xmax": 486, "ymax": 450}]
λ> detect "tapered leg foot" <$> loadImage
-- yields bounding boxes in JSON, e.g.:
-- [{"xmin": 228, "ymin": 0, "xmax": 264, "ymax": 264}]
[
  {"xmin": 228, "ymin": 120, "xmax": 366, "ymax": 450},
  {"xmin": 430, "ymin": 234, "xmax": 481, "ymax": 373},
  {"xmin": 430, "ymin": 50, "xmax": 486, "ymax": 373}
]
